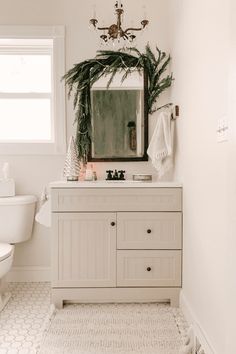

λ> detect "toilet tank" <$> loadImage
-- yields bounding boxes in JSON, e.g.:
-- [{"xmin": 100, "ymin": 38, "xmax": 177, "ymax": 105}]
[{"xmin": 0, "ymin": 195, "xmax": 37, "ymax": 243}]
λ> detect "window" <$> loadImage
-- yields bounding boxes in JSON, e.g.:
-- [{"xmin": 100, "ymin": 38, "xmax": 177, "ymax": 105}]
[{"xmin": 0, "ymin": 26, "xmax": 65, "ymax": 154}]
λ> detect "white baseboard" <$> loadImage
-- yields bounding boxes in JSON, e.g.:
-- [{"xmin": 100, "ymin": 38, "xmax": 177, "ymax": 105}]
[
  {"xmin": 180, "ymin": 290, "xmax": 216, "ymax": 354},
  {"xmin": 6, "ymin": 266, "xmax": 51, "ymax": 282}
]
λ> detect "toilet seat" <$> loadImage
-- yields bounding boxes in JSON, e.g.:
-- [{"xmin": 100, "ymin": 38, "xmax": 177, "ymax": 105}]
[{"xmin": 0, "ymin": 243, "xmax": 14, "ymax": 262}]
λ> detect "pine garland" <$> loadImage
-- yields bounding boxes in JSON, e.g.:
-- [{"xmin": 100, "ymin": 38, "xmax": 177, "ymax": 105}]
[{"xmin": 63, "ymin": 44, "xmax": 173, "ymax": 161}]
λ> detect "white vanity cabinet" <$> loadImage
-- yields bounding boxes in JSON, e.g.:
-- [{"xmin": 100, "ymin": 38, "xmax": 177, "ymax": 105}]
[{"xmin": 50, "ymin": 182, "xmax": 182, "ymax": 308}]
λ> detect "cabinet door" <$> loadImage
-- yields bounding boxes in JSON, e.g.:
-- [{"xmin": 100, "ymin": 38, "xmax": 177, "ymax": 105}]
[
  {"xmin": 52, "ymin": 213, "xmax": 116, "ymax": 287},
  {"xmin": 117, "ymin": 212, "xmax": 182, "ymax": 249}
]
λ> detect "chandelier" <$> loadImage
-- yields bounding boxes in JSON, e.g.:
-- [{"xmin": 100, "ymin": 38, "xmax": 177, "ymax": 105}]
[{"xmin": 89, "ymin": 1, "xmax": 149, "ymax": 45}]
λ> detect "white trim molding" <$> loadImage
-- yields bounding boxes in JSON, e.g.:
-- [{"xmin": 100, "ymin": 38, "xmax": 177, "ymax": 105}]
[
  {"xmin": 180, "ymin": 291, "xmax": 216, "ymax": 354},
  {"xmin": 6, "ymin": 266, "xmax": 51, "ymax": 282}
]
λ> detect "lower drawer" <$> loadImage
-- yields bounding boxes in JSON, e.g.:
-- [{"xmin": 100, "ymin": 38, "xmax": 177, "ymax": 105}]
[{"xmin": 117, "ymin": 250, "xmax": 181, "ymax": 287}]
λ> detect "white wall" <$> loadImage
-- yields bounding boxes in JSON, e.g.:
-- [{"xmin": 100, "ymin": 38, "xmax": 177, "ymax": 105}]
[
  {"xmin": 170, "ymin": 0, "xmax": 235, "ymax": 353},
  {"xmin": 2, "ymin": 1, "xmax": 236, "ymax": 352},
  {"xmin": 226, "ymin": 2, "xmax": 236, "ymax": 353},
  {"xmin": 0, "ymin": 0, "xmax": 172, "ymax": 271}
]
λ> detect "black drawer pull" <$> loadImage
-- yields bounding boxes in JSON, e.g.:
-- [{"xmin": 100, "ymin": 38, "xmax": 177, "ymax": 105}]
[
  {"xmin": 147, "ymin": 229, "xmax": 152, "ymax": 234},
  {"xmin": 146, "ymin": 267, "xmax": 152, "ymax": 272},
  {"xmin": 111, "ymin": 221, "xmax": 116, "ymax": 226}
]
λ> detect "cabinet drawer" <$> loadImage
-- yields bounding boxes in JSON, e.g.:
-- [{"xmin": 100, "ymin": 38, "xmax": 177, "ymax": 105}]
[
  {"xmin": 117, "ymin": 250, "xmax": 181, "ymax": 287},
  {"xmin": 117, "ymin": 212, "xmax": 182, "ymax": 249},
  {"xmin": 51, "ymin": 188, "xmax": 182, "ymax": 212}
]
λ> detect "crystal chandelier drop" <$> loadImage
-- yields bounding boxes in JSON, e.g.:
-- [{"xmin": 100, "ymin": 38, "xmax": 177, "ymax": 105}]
[{"xmin": 89, "ymin": 1, "xmax": 149, "ymax": 45}]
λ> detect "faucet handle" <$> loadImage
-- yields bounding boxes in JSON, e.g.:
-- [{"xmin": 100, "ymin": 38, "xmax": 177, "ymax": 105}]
[
  {"xmin": 118, "ymin": 170, "xmax": 126, "ymax": 180},
  {"xmin": 106, "ymin": 170, "xmax": 113, "ymax": 180}
]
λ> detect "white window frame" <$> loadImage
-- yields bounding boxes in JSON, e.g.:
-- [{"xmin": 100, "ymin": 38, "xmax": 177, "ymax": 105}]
[{"xmin": 0, "ymin": 26, "xmax": 66, "ymax": 155}]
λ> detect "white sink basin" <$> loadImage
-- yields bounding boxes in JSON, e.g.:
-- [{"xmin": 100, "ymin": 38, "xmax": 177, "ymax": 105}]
[
  {"xmin": 103, "ymin": 180, "xmax": 140, "ymax": 183},
  {"xmin": 50, "ymin": 180, "xmax": 183, "ymax": 188}
]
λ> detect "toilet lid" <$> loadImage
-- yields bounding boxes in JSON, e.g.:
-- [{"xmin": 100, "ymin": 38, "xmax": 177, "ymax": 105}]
[{"xmin": 0, "ymin": 243, "xmax": 14, "ymax": 262}]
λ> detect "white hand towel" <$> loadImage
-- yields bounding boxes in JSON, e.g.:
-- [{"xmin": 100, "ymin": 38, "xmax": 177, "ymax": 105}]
[
  {"xmin": 147, "ymin": 110, "xmax": 174, "ymax": 177},
  {"xmin": 35, "ymin": 199, "xmax": 51, "ymax": 228}
]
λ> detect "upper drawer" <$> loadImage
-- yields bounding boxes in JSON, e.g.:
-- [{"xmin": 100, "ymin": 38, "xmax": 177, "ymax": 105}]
[
  {"xmin": 51, "ymin": 188, "xmax": 182, "ymax": 212},
  {"xmin": 117, "ymin": 212, "xmax": 182, "ymax": 250}
]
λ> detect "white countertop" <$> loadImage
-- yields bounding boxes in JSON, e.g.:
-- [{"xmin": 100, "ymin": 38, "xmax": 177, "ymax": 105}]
[{"xmin": 50, "ymin": 180, "xmax": 182, "ymax": 188}]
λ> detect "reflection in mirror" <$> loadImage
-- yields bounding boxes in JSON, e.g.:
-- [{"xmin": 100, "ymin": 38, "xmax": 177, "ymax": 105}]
[
  {"xmin": 91, "ymin": 89, "xmax": 143, "ymax": 158},
  {"xmin": 89, "ymin": 71, "xmax": 148, "ymax": 161}
]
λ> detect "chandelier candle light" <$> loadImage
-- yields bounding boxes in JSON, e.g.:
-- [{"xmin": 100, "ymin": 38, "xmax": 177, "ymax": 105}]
[{"xmin": 89, "ymin": 1, "xmax": 149, "ymax": 45}]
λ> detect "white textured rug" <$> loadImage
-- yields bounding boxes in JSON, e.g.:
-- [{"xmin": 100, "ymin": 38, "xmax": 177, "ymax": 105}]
[{"xmin": 39, "ymin": 303, "xmax": 189, "ymax": 354}]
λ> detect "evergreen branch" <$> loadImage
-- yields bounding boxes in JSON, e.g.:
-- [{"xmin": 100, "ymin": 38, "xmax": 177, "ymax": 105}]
[{"xmin": 63, "ymin": 44, "xmax": 173, "ymax": 161}]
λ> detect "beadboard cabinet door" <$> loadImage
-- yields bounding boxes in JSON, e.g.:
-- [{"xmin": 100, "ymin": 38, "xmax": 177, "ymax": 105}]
[{"xmin": 52, "ymin": 213, "xmax": 116, "ymax": 287}]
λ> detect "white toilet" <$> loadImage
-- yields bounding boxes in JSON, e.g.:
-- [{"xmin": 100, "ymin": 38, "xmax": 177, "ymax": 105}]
[{"xmin": 0, "ymin": 195, "xmax": 37, "ymax": 311}]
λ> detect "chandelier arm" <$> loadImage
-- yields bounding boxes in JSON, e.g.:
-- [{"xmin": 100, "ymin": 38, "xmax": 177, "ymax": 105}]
[
  {"xmin": 124, "ymin": 27, "xmax": 143, "ymax": 33},
  {"xmin": 97, "ymin": 26, "xmax": 110, "ymax": 31},
  {"xmin": 117, "ymin": 10, "xmax": 122, "ymax": 30}
]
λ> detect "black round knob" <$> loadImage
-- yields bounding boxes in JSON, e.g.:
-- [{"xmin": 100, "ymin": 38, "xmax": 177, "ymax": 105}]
[
  {"xmin": 146, "ymin": 267, "xmax": 152, "ymax": 272},
  {"xmin": 111, "ymin": 222, "xmax": 116, "ymax": 226},
  {"xmin": 147, "ymin": 229, "xmax": 152, "ymax": 234}
]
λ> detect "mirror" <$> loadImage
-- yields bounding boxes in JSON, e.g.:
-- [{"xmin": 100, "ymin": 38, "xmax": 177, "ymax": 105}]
[{"xmin": 89, "ymin": 70, "xmax": 148, "ymax": 161}]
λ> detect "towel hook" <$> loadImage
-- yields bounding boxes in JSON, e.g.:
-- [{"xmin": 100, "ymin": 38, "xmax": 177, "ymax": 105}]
[{"xmin": 171, "ymin": 105, "xmax": 179, "ymax": 120}]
